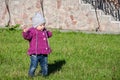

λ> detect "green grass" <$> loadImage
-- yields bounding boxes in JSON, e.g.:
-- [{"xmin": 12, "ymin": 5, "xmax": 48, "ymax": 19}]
[{"xmin": 0, "ymin": 29, "xmax": 120, "ymax": 80}]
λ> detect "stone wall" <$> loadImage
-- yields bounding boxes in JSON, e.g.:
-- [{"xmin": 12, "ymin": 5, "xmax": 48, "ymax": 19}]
[
  {"xmin": 0, "ymin": 0, "xmax": 92, "ymax": 29},
  {"xmin": 0, "ymin": 0, "xmax": 120, "ymax": 33},
  {"xmin": 0, "ymin": 0, "xmax": 42, "ymax": 27},
  {"xmin": 39, "ymin": 0, "xmax": 93, "ymax": 30}
]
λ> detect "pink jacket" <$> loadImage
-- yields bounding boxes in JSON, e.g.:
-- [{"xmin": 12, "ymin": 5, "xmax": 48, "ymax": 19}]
[{"xmin": 22, "ymin": 27, "xmax": 52, "ymax": 55}]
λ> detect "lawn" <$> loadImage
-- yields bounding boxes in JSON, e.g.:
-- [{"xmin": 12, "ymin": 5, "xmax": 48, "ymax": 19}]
[{"xmin": 0, "ymin": 29, "xmax": 120, "ymax": 80}]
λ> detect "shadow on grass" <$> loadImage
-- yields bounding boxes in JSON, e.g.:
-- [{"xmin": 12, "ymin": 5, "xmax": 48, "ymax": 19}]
[{"xmin": 48, "ymin": 60, "xmax": 66, "ymax": 75}]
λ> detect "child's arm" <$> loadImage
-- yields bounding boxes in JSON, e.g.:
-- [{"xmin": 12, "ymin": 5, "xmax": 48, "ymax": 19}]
[
  {"xmin": 46, "ymin": 31, "xmax": 52, "ymax": 38},
  {"xmin": 22, "ymin": 27, "xmax": 33, "ymax": 41}
]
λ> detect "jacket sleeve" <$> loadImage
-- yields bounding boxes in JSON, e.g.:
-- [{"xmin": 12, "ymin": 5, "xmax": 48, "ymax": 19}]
[
  {"xmin": 22, "ymin": 29, "xmax": 33, "ymax": 41},
  {"xmin": 46, "ymin": 31, "xmax": 52, "ymax": 38}
]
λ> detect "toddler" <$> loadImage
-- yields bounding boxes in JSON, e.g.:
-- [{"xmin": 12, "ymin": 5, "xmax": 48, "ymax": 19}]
[{"xmin": 22, "ymin": 13, "xmax": 52, "ymax": 77}]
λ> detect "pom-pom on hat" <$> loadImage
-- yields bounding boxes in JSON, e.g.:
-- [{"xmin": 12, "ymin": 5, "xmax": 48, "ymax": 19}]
[{"xmin": 32, "ymin": 13, "xmax": 46, "ymax": 28}]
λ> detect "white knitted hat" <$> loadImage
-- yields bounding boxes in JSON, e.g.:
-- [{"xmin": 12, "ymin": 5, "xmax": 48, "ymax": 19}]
[{"xmin": 32, "ymin": 13, "xmax": 46, "ymax": 28}]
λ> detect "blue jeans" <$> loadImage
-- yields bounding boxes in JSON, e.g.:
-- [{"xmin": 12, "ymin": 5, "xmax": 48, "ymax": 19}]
[{"xmin": 28, "ymin": 54, "xmax": 48, "ymax": 77}]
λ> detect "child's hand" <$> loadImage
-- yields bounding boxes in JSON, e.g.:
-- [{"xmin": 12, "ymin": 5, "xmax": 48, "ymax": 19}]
[
  {"xmin": 21, "ymin": 25, "xmax": 29, "ymax": 32},
  {"xmin": 23, "ymin": 27, "xmax": 30, "ymax": 32}
]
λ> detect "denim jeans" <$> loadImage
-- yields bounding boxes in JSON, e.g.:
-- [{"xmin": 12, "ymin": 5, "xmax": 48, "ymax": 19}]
[{"xmin": 28, "ymin": 54, "xmax": 48, "ymax": 77}]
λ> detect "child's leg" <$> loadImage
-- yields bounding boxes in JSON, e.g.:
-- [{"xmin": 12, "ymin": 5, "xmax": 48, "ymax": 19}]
[
  {"xmin": 38, "ymin": 55, "xmax": 48, "ymax": 76},
  {"xmin": 28, "ymin": 55, "xmax": 38, "ymax": 77}
]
